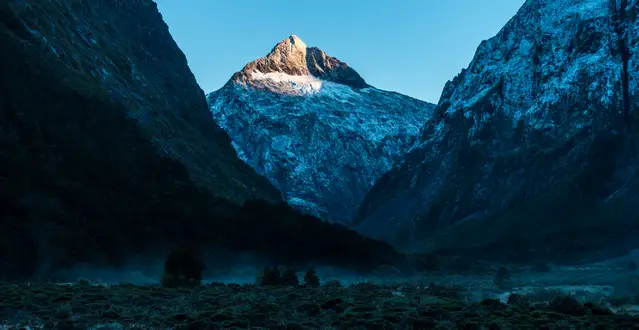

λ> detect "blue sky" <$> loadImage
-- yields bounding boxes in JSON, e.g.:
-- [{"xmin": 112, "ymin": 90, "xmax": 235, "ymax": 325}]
[{"xmin": 155, "ymin": 0, "xmax": 524, "ymax": 103}]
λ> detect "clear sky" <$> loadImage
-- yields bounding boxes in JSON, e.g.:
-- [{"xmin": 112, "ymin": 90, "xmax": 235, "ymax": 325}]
[{"xmin": 155, "ymin": 0, "xmax": 525, "ymax": 103}]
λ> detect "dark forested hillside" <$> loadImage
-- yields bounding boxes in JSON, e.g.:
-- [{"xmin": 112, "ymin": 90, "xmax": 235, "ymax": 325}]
[
  {"xmin": 5, "ymin": 0, "xmax": 281, "ymax": 204},
  {"xmin": 0, "ymin": 0, "xmax": 402, "ymax": 280}
]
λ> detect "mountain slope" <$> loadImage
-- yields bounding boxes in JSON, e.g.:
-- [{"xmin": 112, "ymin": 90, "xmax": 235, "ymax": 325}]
[
  {"xmin": 208, "ymin": 35, "xmax": 434, "ymax": 223},
  {"xmin": 355, "ymin": 0, "xmax": 639, "ymax": 262},
  {"xmin": 7, "ymin": 0, "xmax": 280, "ymax": 203},
  {"xmin": 0, "ymin": 0, "xmax": 405, "ymax": 280}
]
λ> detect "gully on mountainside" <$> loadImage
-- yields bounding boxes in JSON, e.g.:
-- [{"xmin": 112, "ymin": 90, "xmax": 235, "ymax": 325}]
[{"xmin": 610, "ymin": 0, "xmax": 632, "ymax": 129}]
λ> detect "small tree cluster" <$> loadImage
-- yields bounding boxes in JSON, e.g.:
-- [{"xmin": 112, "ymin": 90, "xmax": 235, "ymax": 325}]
[
  {"xmin": 259, "ymin": 266, "xmax": 299, "ymax": 286},
  {"xmin": 282, "ymin": 268, "xmax": 299, "ymax": 285},
  {"xmin": 303, "ymin": 268, "xmax": 320, "ymax": 287},
  {"xmin": 161, "ymin": 247, "xmax": 205, "ymax": 288},
  {"xmin": 258, "ymin": 266, "xmax": 321, "ymax": 286}
]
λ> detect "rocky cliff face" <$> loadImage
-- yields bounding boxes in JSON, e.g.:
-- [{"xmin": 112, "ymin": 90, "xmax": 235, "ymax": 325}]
[
  {"xmin": 0, "ymin": 0, "xmax": 404, "ymax": 280},
  {"xmin": 356, "ymin": 0, "xmax": 639, "ymax": 262},
  {"xmin": 208, "ymin": 35, "xmax": 434, "ymax": 223},
  {"xmin": 7, "ymin": 0, "xmax": 280, "ymax": 203},
  {"xmin": 233, "ymin": 35, "xmax": 370, "ymax": 90}
]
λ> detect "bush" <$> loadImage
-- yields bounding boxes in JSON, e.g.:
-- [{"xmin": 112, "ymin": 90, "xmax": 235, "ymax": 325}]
[
  {"xmin": 303, "ymin": 268, "xmax": 320, "ymax": 287},
  {"xmin": 547, "ymin": 295, "xmax": 586, "ymax": 316},
  {"xmin": 258, "ymin": 266, "xmax": 300, "ymax": 286},
  {"xmin": 281, "ymin": 267, "xmax": 299, "ymax": 286},
  {"xmin": 426, "ymin": 282, "xmax": 462, "ymax": 300},
  {"xmin": 324, "ymin": 279, "xmax": 342, "ymax": 287},
  {"xmin": 161, "ymin": 247, "xmax": 205, "ymax": 288},
  {"xmin": 507, "ymin": 293, "xmax": 530, "ymax": 308},
  {"xmin": 259, "ymin": 266, "xmax": 282, "ymax": 286}
]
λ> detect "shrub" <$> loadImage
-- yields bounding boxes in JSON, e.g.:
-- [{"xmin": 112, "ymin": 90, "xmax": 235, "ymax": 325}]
[
  {"xmin": 507, "ymin": 293, "xmax": 530, "ymax": 308},
  {"xmin": 426, "ymin": 282, "xmax": 462, "ymax": 300},
  {"xmin": 259, "ymin": 266, "xmax": 282, "ymax": 286},
  {"xmin": 303, "ymin": 268, "xmax": 320, "ymax": 286},
  {"xmin": 281, "ymin": 267, "xmax": 299, "ymax": 286},
  {"xmin": 161, "ymin": 247, "xmax": 205, "ymax": 288},
  {"xmin": 548, "ymin": 295, "xmax": 586, "ymax": 316},
  {"xmin": 324, "ymin": 279, "xmax": 341, "ymax": 287}
]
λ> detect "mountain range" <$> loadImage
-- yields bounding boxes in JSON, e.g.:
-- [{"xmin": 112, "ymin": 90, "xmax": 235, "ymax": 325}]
[
  {"xmin": 208, "ymin": 0, "xmax": 639, "ymax": 263},
  {"xmin": 3, "ymin": 0, "xmax": 639, "ymax": 281},
  {"xmin": 207, "ymin": 35, "xmax": 434, "ymax": 223},
  {"xmin": 355, "ymin": 0, "xmax": 639, "ymax": 262},
  {"xmin": 0, "ymin": 0, "xmax": 403, "ymax": 280}
]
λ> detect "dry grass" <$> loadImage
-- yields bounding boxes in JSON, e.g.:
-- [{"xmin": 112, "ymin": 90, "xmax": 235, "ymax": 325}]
[{"xmin": 2, "ymin": 280, "xmax": 639, "ymax": 329}]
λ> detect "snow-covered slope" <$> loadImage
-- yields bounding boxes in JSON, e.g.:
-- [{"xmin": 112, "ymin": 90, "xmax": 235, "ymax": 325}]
[
  {"xmin": 355, "ymin": 0, "xmax": 639, "ymax": 262},
  {"xmin": 208, "ymin": 35, "xmax": 434, "ymax": 223}
]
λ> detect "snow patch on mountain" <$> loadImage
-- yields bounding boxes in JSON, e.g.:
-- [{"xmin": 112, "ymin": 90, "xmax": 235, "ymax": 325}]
[
  {"xmin": 208, "ymin": 35, "xmax": 434, "ymax": 223},
  {"xmin": 248, "ymin": 70, "xmax": 361, "ymax": 97}
]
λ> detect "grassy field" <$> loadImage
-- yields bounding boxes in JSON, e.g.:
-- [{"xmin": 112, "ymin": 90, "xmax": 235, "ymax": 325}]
[{"xmin": 2, "ymin": 276, "xmax": 639, "ymax": 330}]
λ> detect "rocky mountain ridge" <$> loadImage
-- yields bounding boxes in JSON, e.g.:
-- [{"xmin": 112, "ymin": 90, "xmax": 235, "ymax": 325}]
[
  {"xmin": 232, "ymin": 35, "xmax": 369, "ymax": 91},
  {"xmin": 355, "ymin": 0, "xmax": 639, "ymax": 263},
  {"xmin": 208, "ymin": 35, "xmax": 434, "ymax": 222}
]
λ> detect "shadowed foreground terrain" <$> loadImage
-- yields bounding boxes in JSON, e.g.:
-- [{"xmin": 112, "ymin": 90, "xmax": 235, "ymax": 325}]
[
  {"xmin": 2, "ymin": 278, "xmax": 639, "ymax": 329},
  {"xmin": 4, "ymin": 257, "xmax": 639, "ymax": 328}
]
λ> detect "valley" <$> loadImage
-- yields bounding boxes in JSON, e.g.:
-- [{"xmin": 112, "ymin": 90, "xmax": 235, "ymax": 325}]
[{"xmin": 2, "ymin": 0, "xmax": 639, "ymax": 327}]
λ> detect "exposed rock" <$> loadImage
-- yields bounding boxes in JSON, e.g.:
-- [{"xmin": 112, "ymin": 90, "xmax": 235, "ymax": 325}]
[
  {"xmin": 355, "ymin": 0, "xmax": 639, "ymax": 263},
  {"xmin": 233, "ymin": 35, "xmax": 369, "ymax": 89},
  {"xmin": 208, "ymin": 35, "xmax": 434, "ymax": 222}
]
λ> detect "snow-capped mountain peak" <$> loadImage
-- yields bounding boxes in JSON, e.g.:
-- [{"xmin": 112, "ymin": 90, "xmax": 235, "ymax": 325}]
[
  {"xmin": 208, "ymin": 35, "xmax": 435, "ymax": 223},
  {"xmin": 232, "ymin": 35, "xmax": 369, "ymax": 96}
]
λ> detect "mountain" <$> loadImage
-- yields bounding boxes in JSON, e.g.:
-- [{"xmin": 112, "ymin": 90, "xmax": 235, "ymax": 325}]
[
  {"xmin": 0, "ymin": 0, "xmax": 405, "ymax": 280},
  {"xmin": 355, "ymin": 0, "xmax": 639, "ymax": 263},
  {"xmin": 208, "ymin": 35, "xmax": 435, "ymax": 223},
  {"xmin": 6, "ymin": 0, "xmax": 280, "ymax": 204}
]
